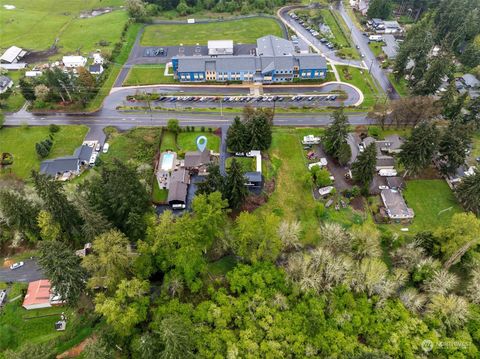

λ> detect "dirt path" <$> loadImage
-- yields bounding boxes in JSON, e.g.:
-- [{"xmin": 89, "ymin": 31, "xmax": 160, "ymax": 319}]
[{"xmin": 57, "ymin": 335, "xmax": 97, "ymax": 359}]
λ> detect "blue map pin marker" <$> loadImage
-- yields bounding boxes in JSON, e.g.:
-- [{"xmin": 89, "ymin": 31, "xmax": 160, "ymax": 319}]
[{"xmin": 196, "ymin": 135, "xmax": 208, "ymax": 152}]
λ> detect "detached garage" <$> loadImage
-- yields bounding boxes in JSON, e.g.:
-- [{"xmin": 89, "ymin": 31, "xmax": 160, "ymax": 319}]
[{"xmin": 22, "ymin": 279, "xmax": 63, "ymax": 310}]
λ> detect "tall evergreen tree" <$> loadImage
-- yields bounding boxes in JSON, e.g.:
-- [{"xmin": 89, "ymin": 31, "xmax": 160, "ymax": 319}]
[
  {"xmin": 32, "ymin": 171, "xmax": 83, "ymax": 242},
  {"xmin": 456, "ymin": 169, "xmax": 480, "ymax": 216},
  {"xmin": 226, "ymin": 117, "xmax": 248, "ymax": 153},
  {"xmin": 224, "ymin": 158, "xmax": 247, "ymax": 209},
  {"xmin": 367, "ymin": 0, "xmax": 392, "ymax": 19},
  {"xmin": 323, "ymin": 108, "xmax": 349, "ymax": 160},
  {"xmin": 352, "ymin": 143, "xmax": 377, "ymax": 186},
  {"xmin": 196, "ymin": 164, "xmax": 224, "ymax": 195},
  {"xmin": 81, "ymin": 160, "xmax": 151, "ymax": 241},
  {"xmin": 246, "ymin": 112, "xmax": 272, "ymax": 150},
  {"xmin": 38, "ymin": 240, "xmax": 87, "ymax": 306},
  {"xmin": 440, "ymin": 79, "xmax": 460, "ymax": 120},
  {"xmin": 412, "ymin": 52, "xmax": 452, "ymax": 95},
  {"xmin": 0, "ymin": 190, "xmax": 40, "ymax": 240},
  {"xmin": 398, "ymin": 121, "xmax": 439, "ymax": 176},
  {"xmin": 438, "ymin": 122, "xmax": 472, "ymax": 175}
]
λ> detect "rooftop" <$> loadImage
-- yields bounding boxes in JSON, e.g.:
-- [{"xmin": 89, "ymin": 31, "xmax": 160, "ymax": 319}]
[
  {"xmin": 22, "ymin": 279, "xmax": 52, "ymax": 309},
  {"xmin": 0, "ymin": 46, "xmax": 26, "ymax": 63},
  {"xmin": 381, "ymin": 189, "xmax": 414, "ymax": 219}
]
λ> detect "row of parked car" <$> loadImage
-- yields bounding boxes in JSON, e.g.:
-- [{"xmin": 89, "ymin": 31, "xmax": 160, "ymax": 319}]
[
  {"xmin": 153, "ymin": 95, "xmax": 338, "ymax": 103},
  {"xmin": 289, "ymin": 12, "xmax": 336, "ymax": 49}
]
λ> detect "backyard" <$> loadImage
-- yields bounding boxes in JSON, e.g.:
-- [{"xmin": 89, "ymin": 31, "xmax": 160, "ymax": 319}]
[
  {"xmin": 2, "ymin": 71, "xmax": 25, "ymax": 113},
  {"xmin": 226, "ymin": 156, "xmax": 256, "ymax": 172},
  {"xmin": 402, "ymin": 179, "xmax": 463, "ymax": 232},
  {"xmin": 0, "ymin": 0, "xmax": 127, "ymax": 55},
  {"xmin": 123, "ymin": 64, "xmax": 176, "ymax": 86},
  {"xmin": 257, "ymin": 127, "xmax": 363, "ymax": 245},
  {"xmin": 0, "ymin": 125, "xmax": 88, "ymax": 179},
  {"xmin": 140, "ymin": 17, "xmax": 284, "ymax": 46}
]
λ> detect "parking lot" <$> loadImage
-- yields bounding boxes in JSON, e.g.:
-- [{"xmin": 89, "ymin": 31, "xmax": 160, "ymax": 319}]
[{"xmin": 128, "ymin": 94, "xmax": 340, "ymax": 108}]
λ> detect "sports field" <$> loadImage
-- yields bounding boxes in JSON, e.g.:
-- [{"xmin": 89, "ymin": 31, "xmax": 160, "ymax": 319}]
[
  {"xmin": 141, "ymin": 17, "xmax": 284, "ymax": 46},
  {"xmin": 0, "ymin": 0, "xmax": 126, "ymax": 54}
]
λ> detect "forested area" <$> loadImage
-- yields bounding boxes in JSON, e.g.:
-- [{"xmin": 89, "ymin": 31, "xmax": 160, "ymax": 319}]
[{"xmin": 394, "ymin": 0, "xmax": 480, "ymax": 94}]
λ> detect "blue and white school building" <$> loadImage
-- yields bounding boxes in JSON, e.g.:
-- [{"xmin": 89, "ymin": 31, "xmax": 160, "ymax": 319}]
[{"xmin": 172, "ymin": 35, "xmax": 328, "ymax": 83}]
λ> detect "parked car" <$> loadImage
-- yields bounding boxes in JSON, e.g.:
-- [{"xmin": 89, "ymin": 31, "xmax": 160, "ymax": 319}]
[
  {"xmin": 10, "ymin": 261, "xmax": 24, "ymax": 270},
  {"xmin": 379, "ymin": 185, "xmax": 389, "ymax": 190},
  {"xmin": 102, "ymin": 143, "xmax": 110, "ymax": 153},
  {"xmin": 95, "ymin": 143, "xmax": 101, "ymax": 152},
  {"xmin": 476, "ymin": 157, "xmax": 480, "ymax": 163}
]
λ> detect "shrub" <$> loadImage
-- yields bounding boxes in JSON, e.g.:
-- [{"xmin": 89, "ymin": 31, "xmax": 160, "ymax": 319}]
[
  {"xmin": 49, "ymin": 124, "xmax": 60, "ymax": 133},
  {"xmin": 315, "ymin": 203, "xmax": 328, "ymax": 220},
  {"xmin": 201, "ymin": 126, "xmax": 205, "ymax": 132}
]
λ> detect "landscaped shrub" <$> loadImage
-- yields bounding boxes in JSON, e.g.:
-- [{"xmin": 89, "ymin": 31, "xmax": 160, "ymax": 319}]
[{"xmin": 49, "ymin": 124, "xmax": 60, "ymax": 133}]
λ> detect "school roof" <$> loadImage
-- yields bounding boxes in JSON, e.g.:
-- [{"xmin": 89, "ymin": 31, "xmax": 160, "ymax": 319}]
[
  {"xmin": 0, "ymin": 46, "xmax": 26, "ymax": 63},
  {"xmin": 22, "ymin": 279, "xmax": 52, "ymax": 309}
]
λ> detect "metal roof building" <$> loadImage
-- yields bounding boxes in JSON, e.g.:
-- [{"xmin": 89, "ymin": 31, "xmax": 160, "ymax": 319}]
[{"xmin": 0, "ymin": 46, "xmax": 26, "ymax": 63}]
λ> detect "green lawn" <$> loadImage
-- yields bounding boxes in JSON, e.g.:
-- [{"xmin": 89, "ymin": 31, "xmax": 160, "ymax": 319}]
[
  {"xmin": 257, "ymin": 128, "xmax": 360, "ymax": 245},
  {"xmin": 141, "ymin": 18, "xmax": 284, "ymax": 46},
  {"xmin": 369, "ymin": 42, "xmax": 384, "ymax": 58},
  {"xmin": 226, "ymin": 156, "xmax": 256, "ymax": 172},
  {"xmin": 388, "ymin": 73, "xmax": 410, "ymax": 97},
  {"xmin": 152, "ymin": 179, "xmax": 168, "ymax": 203},
  {"xmin": 160, "ymin": 131, "xmax": 177, "ymax": 152},
  {"xmin": 337, "ymin": 65, "xmax": 382, "ymax": 109},
  {"xmin": 102, "ymin": 127, "xmax": 162, "ymax": 164},
  {"xmin": 403, "ymin": 179, "xmax": 463, "ymax": 232},
  {"xmin": 123, "ymin": 64, "xmax": 176, "ymax": 86},
  {"xmin": 0, "ymin": 125, "xmax": 88, "ymax": 179},
  {"xmin": 468, "ymin": 132, "xmax": 480, "ymax": 166},
  {"xmin": 0, "ymin": 0, "xmax": 126, "ymax": 55},
  {"xmin": 320, "ymin": 9, "xmax": 350, "ymax": 48},
  {"xmin": 2, "ymin": 71, "xmax": 25, "ymax": 112},
  {"xmin": 177, "ymin": 130, "xmax": 220, "ymax": 153},
  {"xmin": 87, "ymin": 23, "xmax": 142, "ymax": 111}
]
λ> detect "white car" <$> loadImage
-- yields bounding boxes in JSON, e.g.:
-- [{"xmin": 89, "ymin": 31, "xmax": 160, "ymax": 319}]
[
  {"xmin": 102, "ymin": 143, "xmax": 109, "ymax": 153},
  {"xmin": 379, "ymin": 185, "xmax": 389, "ymax": 190},
  {"xmin": 10, "ymin": 261, "xmax": 24, "ymax": 270},
  {"xmin": 95, "ymin": 143, "xmax": 101, "ymax": 152},
  {"xmin": 89, "ymin": 153, "xmax": 97, "ymax": 165}
]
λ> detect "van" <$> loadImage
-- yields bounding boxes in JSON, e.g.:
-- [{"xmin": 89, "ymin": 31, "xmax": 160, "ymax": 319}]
[
  {"xmin": 102, "ymin": 143, "xmax": 109, "ymax": 153},
  {"xmin": 369, "ymin": 35, "xmax": 383, "ymax": 42}
]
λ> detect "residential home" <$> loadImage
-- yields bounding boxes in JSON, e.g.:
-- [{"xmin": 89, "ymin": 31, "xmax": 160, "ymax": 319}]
[
  {"xmin": 22, "ymin": 279, "xmax": 64, "ymax": 310},
  {"xmin": 382, "ymin": 35, "xmax": 399, "ymax": 59},
  {"xmin": 380, "ymin": 189, "xmax": 414, "ymax": 223},
  {"xmin": 89, "ymin": 64, "xmax": 104, "ymax": 75},
  {"xmin": 93, "ymin": 53, "xmax": 105, "ymax": 64},
  {"xmin": 245, "ymin": 171, "xmax": 263, "ymax": 188},
  {"xmin": 62, "ymin": 56, "xmax": 87, "ymax": 68},
  {"xmin": 39, "ymin": 144, "xmax": 94, "ymax": 180},
  {"xmin": 167, "ymin": 168, "xmax": 191, "ymax": 207},
  {"xmin": 383, "ymin": 21, "xmax": 402, "ymax": 34},
  {"xmin": 445, "ymin": 164, "xmax": 475, "ymax": 189},
  {"xmin": 461, "ymin": 74, "xmax": 480, "ymax": 89},
  {"xmin": 0, "ymin": 75, "xmax": 13, "ymax": 94},
  {"xmin": 184, "ymin": 150, "xmax": 211, "ymax": 174}
]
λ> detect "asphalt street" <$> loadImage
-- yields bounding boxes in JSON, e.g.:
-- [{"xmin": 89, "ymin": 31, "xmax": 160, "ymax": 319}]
[
  {"xmin": 0, "ymin": 259, "xmax": 44, "ymax": 283},
  {"xmin": 336, "ymin": 2, "xmax": 399, "ymax": 98}
]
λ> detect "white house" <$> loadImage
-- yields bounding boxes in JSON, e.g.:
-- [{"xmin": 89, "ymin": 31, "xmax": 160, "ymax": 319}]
[
  {"xmin": 62, "ymin": 56, "xmax": 87, "ymax": 68},
  {"xmin": 93, "ymin": 53, "xmax": 105, "ymax": 64}
]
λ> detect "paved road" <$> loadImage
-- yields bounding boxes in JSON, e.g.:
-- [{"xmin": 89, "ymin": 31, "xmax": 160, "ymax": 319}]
[
  {"xmin": 0, "ymin": 260, "xmax": 44, "ymax": 283},
  {"xmin": 278, "ymin": 6, "xmax": 364, "ymax": 68},
  {"xmin": 336, "ymin": 2, "xmax": 398, "ymax": 98},
  {"xmin": 5, "ymin": 111, "xmax": 372, "ymax": 128}
]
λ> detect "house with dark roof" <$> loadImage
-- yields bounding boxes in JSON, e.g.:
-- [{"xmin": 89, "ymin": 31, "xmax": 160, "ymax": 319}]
[
  {"xmin": 40, "ymin": 144, "xmax": 94, "ymax": 180},
  {"xmin": 184, "ymin": 150, "xmax": 211, "ymax": 174},
  {"xmin": 89, "ymin": 64, "xmax": 104, "ymax": 75},
  {"xmin": 172, "ymin": 35, "xmax": 328, "ymax": 83},
  {"xmin": 167, "ymin": 168, "xmax": 191, "ymax": 207}
]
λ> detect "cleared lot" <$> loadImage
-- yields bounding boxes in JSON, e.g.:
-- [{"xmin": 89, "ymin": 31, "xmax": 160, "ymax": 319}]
[{"xmin": 141, "ymin": 18, "xmax": 284, "ymax": 46}]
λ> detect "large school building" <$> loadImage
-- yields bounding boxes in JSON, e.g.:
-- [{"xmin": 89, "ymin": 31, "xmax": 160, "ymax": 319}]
[{"xmin": 172, "ymin": 35, "xmax": 328, "ymax": 83}]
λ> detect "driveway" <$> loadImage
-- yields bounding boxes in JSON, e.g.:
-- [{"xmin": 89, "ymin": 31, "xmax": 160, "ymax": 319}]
[
  {"xmin": 0, "ymin": 259, "xmax": 44, "ymax": 283},
  {"xmin": 313, "ymin": 144, "xmax": 352, "ymax": 192}
]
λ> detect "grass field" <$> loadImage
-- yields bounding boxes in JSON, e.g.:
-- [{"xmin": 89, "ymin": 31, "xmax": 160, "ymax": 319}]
[
  {"xmin": 337, "ymin": 65, "xmax": 382, "ymax": 108},
  {"xmin": 0, "ymin": 0, "xmax": 126, "ymax": 55},
  {"xmin": 141, "ymin": 18, "xmax": 284, "ymax": 46},
  {"xmin": 257, "ymin": 128, "xmax": 361, "ymax": 245},
  {"xmin": 160, "ymin": 131, "xmax": 177, "ymax": 152},
  {"xmin": 87, "ymin": 23, "xmax": 142, "ymax": 111},
  {"xmin": 0, "ymin": 125, "xmax": 88, "ymax": 179},
  {"xmin": 369, "ymin": 42, "xmax": 384, "ymax": 58},
  {"xmin": 403, "ymin": 179, "xmax": 463, "ymax": 231},
  {"xmin": 123, "ymin": 65, "xmax": 176, "ymax": 86},
  {"xmin": 177, "ymin": 130, "xmax": 220, "ymax": 153},
  {"xmin": 226, "ymin": 156, "xmax": 255, "ymax": 172},
  {"xmin": 2, "ymin": 71, "xmax": 25, "ymax": 112},
  {"xmin": 152, "ymin": 179, "xmax": 168, "ymax": 203},
  {"xmin": 102, "ymin": 127, "xmax": 162, "ymax": 164},
  {"xmin": 388, "ymin": 73, "xmax": 410, "ymax": 97},
  {"xmin": 320, "ymin": 9, "xmax": 350, "ymax": 48}
]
